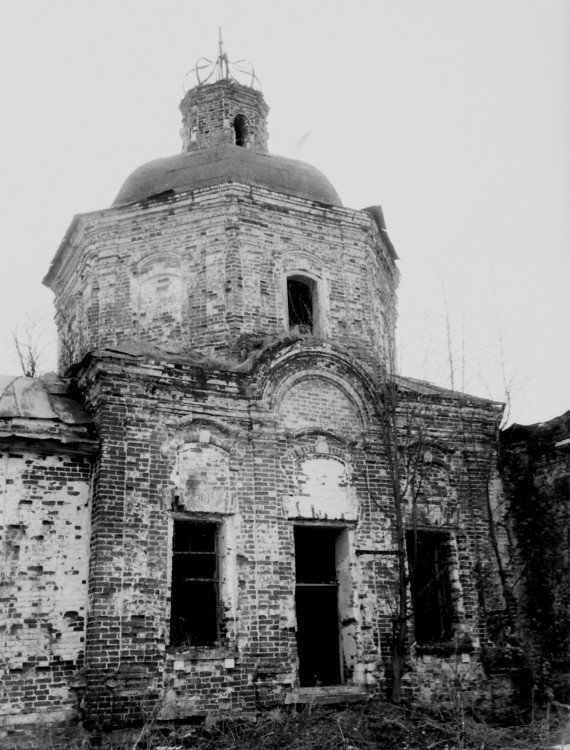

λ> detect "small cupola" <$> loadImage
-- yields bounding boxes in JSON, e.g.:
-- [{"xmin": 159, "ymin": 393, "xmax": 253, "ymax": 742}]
[{"xmin": 179, "ymin": 37, "xmax": 269, "ymax": 153}]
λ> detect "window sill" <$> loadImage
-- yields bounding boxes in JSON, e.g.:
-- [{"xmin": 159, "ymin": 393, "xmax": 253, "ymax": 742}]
[
  {"xmin": 414, "ymin": 637, "xmax": 474, "ymax": 658},
  {"xmin": 166, "ymin": 645, "xmax": 238, "ymax": 662}
]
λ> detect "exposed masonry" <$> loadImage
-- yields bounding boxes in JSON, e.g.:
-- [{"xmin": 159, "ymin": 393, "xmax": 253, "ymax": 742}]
[
  {"xmin": 179, "ymin": 79, "xmax": 269, "ymax": 152},
  {"xmin": 500, "ymin": 412, "xmax": 570, "ymax": 701},
  {"xmin": 1, "ymin": 76, "xmax": 514, "ymax": 746},
  {"xmin": 45, "ymin": 186, "xmax": 398, "ymax": 376},
  {"xmin": 59, "ymin": 345, "xmax": 504, "ymax": 728},
  {"xmin": 0, "ymin": 450, "xmax": 91, "ymax": 717},
  {"xmin": 0, "ymin": 376, "xmax": 97, "ymax": 747}
]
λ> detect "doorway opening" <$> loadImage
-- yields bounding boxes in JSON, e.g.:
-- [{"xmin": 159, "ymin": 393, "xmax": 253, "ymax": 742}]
[{"xmin": 294, "ymin": 526, "xmax": 342, "ymax": 686}]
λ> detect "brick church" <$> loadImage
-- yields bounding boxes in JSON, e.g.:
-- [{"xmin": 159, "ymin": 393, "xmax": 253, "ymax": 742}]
[{"xmin": 1, "ymin": 51, "xmax": 513, "ymax": 741}]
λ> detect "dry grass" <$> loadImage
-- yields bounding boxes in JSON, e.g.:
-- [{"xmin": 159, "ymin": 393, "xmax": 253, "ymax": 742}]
[{"xmin": 94, "ymin": 700, "xmax": 570, "ymax": 750}]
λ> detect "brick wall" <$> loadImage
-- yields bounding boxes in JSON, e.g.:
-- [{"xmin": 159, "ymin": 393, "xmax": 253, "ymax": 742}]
[
  {"xmin": 500, "ymin": 412, "xmax": 570, "ymax": 700},
  {"xmin": 0, "ymin": 446, "xmax": 92, "ymax": 742},
  {"xmin": 67, "ymin": 344, "xmax": 505, "ymax": 727},
  {"xmin": 179, "ymin": 79, "xmax": 269, "ymax": 153},
  {"xmin": 23, "ymin": 72, "xmax": 516, "ymax": 746},
  {"xmin": 47, "ymin": 186, "xmax": 398, "ymax": 376}
]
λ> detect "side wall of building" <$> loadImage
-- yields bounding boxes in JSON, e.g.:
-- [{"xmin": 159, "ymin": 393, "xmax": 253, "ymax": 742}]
[
  {"xmin": 393, "ymin": 384, "xmax": 510, "ymax": 706},
  {"xmin": 500, "ymin": 411, "xmax": 570, "ymax": 700},
  {"xmin": 0, "ymin": 444, "xmax": 92, "ymax": 739}
]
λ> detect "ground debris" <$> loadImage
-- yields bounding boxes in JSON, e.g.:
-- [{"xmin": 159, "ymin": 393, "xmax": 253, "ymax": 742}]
[{"xmin": 92, "ymin": 700, "xmax": 570, "ymax": 750}]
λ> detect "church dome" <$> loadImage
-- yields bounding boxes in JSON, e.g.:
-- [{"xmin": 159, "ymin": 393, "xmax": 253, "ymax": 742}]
[{"xmin": 113, "ymin": 144, "xmax": 342, "ymax": 207}]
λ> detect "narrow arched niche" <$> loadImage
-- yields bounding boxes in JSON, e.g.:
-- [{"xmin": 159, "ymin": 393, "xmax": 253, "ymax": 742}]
[
  {"xmin": 287, "ymin": 274, "xmax": 316, "ymax": 333},
  {"xmin": 233, "ymin": 114, "xmax": 249, "ymax": 147}
]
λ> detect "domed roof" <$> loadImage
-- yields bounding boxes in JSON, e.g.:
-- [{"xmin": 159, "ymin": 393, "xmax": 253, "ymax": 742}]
[{"xmin": 113, "ymin": 144, "xmax": 342, "ymax": 207}]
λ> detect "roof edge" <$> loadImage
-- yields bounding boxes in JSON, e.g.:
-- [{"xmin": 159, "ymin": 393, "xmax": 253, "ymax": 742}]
[
  {"xmin": 395, "ymin": 374, "xmax": 505, "ymax": 410},
  {"xmin": 362, "ymin": 206, "xmax": 398, "ymax": 260}
]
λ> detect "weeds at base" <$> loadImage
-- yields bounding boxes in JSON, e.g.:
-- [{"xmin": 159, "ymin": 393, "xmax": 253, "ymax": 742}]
[{"xmin": 85, "ymin": 700, "xmax": 570, "ymax": 750}]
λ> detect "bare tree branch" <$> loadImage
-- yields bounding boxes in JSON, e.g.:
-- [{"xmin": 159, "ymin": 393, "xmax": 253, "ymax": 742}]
[{"xmin": 11, "ymin": 312, "xmax": 51, "ymax": 378}]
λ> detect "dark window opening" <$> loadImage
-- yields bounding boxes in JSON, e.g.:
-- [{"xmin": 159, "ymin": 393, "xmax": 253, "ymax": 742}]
[
  {"xmin": 170, "ymin": 521, "xmax": 219, "ymax": 648},
  {"xmin": 287, "ymin": 276, "xmax": 314, "ymax": 333},
  {"xmin": 233, "ymin": 114, "xmax": 249, "ymax": 147},
  {"xmin": 406, "ymin": 530, "xmax": 454, "ymax": 645},
  {"xmin": 294, "ymin": 526, "xmax": 341, "ymax": 686}
]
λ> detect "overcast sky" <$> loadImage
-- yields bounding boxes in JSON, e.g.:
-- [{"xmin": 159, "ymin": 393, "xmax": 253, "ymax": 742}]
[{"xmin": 0, "ymin": 0, "xmax": 568, "ymax": 426}]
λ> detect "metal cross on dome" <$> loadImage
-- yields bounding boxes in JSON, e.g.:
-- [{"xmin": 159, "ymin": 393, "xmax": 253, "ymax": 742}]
[{"xmin": 185, "ymin": 29, "xmax": 261, "ymax": 90}]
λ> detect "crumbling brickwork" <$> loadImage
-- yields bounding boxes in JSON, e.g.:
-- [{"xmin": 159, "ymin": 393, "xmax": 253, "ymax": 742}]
[
  {"xmin": 58, "ymin": 342, "xmax": 504, "ymax": 728},
  {"xmin": 179, "ymin": 79, "xmax": 269, "ymax": 152},
  {"xmin": 1, "ymin": 72, "xmax": 514, "ymax": 747},
  {"xmin": 0, "ymin": 376, "xmax": 96, "ymax": 747},
  {"xmin": 45, "ymin": 186, "xmax": 397, "ymax": 377},
  {"xmin": 500, "ymin": 412, "xmax": 570, "ymax": 700}
]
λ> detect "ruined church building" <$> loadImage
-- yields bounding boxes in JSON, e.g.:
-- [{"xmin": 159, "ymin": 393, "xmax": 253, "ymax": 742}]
[{"xmin": 3, "ymin": 51, "xmax": 531, "ymax": 743}]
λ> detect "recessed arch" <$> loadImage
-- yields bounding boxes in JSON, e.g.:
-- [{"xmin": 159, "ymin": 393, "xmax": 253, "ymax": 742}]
[
  {"xmin": 281, "ymin": 249, "xmax": 325, "ymax": 276},
  {"xmin": 162, "ymin": 416, "xmax": 239, "ymax": 457},
  {"xmin": 256, "ymin": 343, "xmax": 380, "ymax": 431},
  {"xmin": 278, "ymin": 375, "xmax": 364, "ymax": 439},
  {"xmin": 136, "ymin": 250, "xmax": 183, "ymax": 276}
]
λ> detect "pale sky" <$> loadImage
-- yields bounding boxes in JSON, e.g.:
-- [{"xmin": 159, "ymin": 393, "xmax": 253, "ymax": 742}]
[{"xmin": 0, "ymin": 1, "xmax": 568, "ymax": 426}]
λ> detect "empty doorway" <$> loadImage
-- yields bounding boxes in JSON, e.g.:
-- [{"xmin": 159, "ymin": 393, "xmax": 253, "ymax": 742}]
[{"xmin": 294, "ymin": 526, "xmax": 342, "ymax": 686}]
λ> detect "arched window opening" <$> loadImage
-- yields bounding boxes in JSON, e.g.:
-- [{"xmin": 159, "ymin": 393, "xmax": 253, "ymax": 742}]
[
  {"xmin": 233, "ymin": 114, "xmax": 249, "ymax": 147},
  {"xmin": 287, "ymin": 275, "xmax": 315, "ymax": 333}
]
